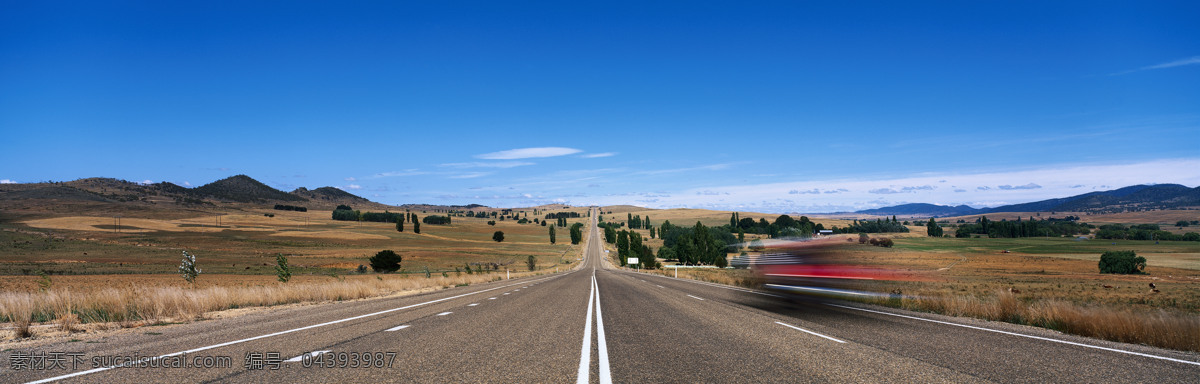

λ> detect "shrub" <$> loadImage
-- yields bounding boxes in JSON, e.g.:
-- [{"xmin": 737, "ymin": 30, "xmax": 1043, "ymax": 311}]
[
  {"xmin": 356, "ymin": 264, "xmax": 368, "ymax": 274},
  {"xmin": 370, "ymin": 250, "xmax": 402, "ymax": 273},
  {"xmin": 527, "ymin": 255, "xmax": 537, "ymax": 271},
  {"xmin": 493, "ymin": 231, "xmax": 505, "ymax": 242},
  {"xmin": 179, "ymin": 251, "xmax": 202, "ymax": 285},
  {"xmin": 275, "ymin": 254, "xmax": 291, "ymax": 283},
  {"xmin": 1099, "ymin": 251, "xmax": 1146, "ymax": 274},
  {"xmin": 858, "ymin": 233, "xmax": 869, "ymax": 244},
  {"xmin": 488, "ymin": 221, "xmax": 496, "ymax": 226}
]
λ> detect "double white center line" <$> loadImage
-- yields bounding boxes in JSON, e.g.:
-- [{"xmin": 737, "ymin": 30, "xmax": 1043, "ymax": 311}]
[{"xmin": 577, "ymin": 270, "xmax": 612, "ymax": 384}]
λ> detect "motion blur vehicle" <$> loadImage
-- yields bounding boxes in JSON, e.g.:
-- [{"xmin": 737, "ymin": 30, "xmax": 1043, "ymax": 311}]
[{"xmin": 750, "ymin": 238, "xmax": 912, "ymax": 301}]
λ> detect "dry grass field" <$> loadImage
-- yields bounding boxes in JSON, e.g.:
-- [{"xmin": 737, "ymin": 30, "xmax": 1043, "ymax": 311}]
[
  {"xmin": 605, "ymin": 208, "xmax": 1200, "ymax": 351},
  {"xmin": 1, "ymin": 205, "xmax": 590, "ymax": 341}
]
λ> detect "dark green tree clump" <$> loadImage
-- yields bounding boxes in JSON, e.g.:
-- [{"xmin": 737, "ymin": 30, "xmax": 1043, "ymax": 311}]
[
  {"xmin": 273, "ymin": 204, "xmax": 308, "ymax": 212},
  {"xmin": 569, "ymin": 223, "xmax": 584, "ymax": 244},
  {"xmin": 926, "ymin": 218, "xmax": 943, "ymax": 237},
  {"xmin": 493, "ymin": 231, "xmax": 505, "ymax": 242},
  {"xmin": 370, "ymin": 250, "xmax": 402, "ymax": 273},
  {"xmin": 275, "ymin": 253, "xmax": 291, "ymax": 283},
  {"xmin": 1099, "ymin": 251, "xmax": 1146, "ymax": 274},
  {"xmin": 527, "ymin": 255, "xmax": 537, "ymax": 271},
  {"xmin": 549, "ymin": 226, "xmax": 556, "ymax": 244},
  {"xmin": 422, "ymin": 215, "xmax": 452, "ymax": 225}
]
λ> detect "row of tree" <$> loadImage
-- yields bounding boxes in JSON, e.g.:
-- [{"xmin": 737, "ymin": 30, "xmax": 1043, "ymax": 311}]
[
  {"xmin": 830, "ymin": 217, "xmax": 909, "ymax": 234},
  {"xmin": 273, "ymin": 204, "xmax": 308, "ymax": 212},
  {"xmin": 729, "ymin": 213, "xmax": 828, "ymax": 238},
  {"xmin": 954, "ymin": 216, "xmax": 1092, "ymax": 238},
  {"xmin": 1095, "ymin": 224, "xmax": 1200, "ymax": 241}
]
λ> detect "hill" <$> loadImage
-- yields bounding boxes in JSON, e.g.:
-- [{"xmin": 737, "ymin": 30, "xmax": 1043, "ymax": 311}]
[
  {"xmin": 856, "ymin": 203, "xmax": 978, "ymax": 217},
  {"xmin": 855, "ymin": 184, "xmax": 1200, "ymax": 217},
  {"xmin": 193, "ymin": 175, "xmax": 305, "ymax": 203}
]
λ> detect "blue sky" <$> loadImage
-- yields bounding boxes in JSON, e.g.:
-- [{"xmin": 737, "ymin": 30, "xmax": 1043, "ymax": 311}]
[{"xmin": 2, "ymin": 1, "xmax": 1198, "ymax": 213}]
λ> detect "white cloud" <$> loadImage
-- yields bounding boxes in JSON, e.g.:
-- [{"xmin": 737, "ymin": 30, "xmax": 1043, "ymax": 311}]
[
  {"xmin": 635, "ymin": 163, "xmax": 733, "ymax": 175},
  {"xmin": 345, "ymin": 177, "xmax": 356, "ymax": 181},
  {"xmin": 138, "ymin": 180, "xmax": 153, "ymax": 185},
  {"xmin": 449, "ymin": 172, "xmax": 491, "ymax": 179},
  {"xmin": 580, "ymin": 152, "xmax": 616, "ymax": 158},
  {"xmin": 582, "ymin": 158, "xmax": 1200, "ymax": 213},
  {"xmin": 372, "ymin": 170, "xmax": 426, "ymax": 178},
  {"xmin": 998, "ymin": 183, "xmax": 1042, "ymax": 190},
  {"xmin": 183, "ymin": 181, "xmax": 192, "ymax": 187},
  {"xmin": 476, "ymin": 147, "xmax": 581, "ymax": 160},
  {"xmin": 341, "ymin": 184, "xmax": 362, "ymax": 190},
  {"xmin": 441, "ymin": 161, "xmax": 535, "ymax": 169},
  {"xmin": 0, "ymin": 179, "xmax": 16, "ymax": 184},
  {"xmin": 1112, "ymin": 55, "xmax": 1200, "ymax": 75}
]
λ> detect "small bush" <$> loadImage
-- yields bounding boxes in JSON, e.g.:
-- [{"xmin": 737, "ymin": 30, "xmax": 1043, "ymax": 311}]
[
  {"xmin": 275, "ymin": 254, "xmax": 291, "ymax": 283},
  {"xmin": 1099, "ymin": 250, "xmax": 1146, "ymax": 274},
  {"xmin": 370, "ymin": 250, "xmax": 402, "ymax": 273},
  {"xmin": 493, "ymin": 231, "xmax": 505, "ymax": 242}
]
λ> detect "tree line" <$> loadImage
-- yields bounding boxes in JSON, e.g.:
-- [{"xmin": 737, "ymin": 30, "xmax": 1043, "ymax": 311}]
[
  {"xmin": 1095, "ymin": 224, "xmax": 1200, "ymax": 242},
  {"xmin": 954, "ymin": 216, "xmax": 1091, "ymax": 238},
  {"xmin": 273, "ymin": 204, "xmax": 307, "ymax": 212}
]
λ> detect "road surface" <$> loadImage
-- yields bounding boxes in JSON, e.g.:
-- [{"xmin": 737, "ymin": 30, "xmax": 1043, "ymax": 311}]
[{"xmin": 4, "ymin": 208, "xmax": 1199, "ymax": 383}]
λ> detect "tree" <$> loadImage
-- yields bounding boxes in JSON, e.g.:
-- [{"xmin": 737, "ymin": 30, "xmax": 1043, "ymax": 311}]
[
  {"xmin": 604, "ymin": 226, "xmax": 617, "ymax": 243},
  {"xmin": 926, "ymin": 218, "xmax": 943, "ymax": 237},
  {"xmin": 549, "ymin": 226, "xmax": 556, "ymax": 244},
  {"xmin": 1099, "ymin": 251, "xmax": 1146, "ymax": 274},
  {"xmin": 570, "ymin": 223, "xmax": 584, "ymax": 244},
  {"xmin": 414, "ymin": 219, "xmax": 421, "ymax": 234},
  {"xmin": 859, "ymin": 233, "xmax": 869, "ymax": 244},
  {"xmin": 179, "ymin": 250, "xmax": 202, "ymax": 285},
  {"xmin": 370, "ymin": 250, "xmax": 402, "ymax": 273},
  {"xmin": 617, "ymin": 230, "xmax": 630, "ymax": 266},
  {"xmin": 737, "ymin": 228, "xmax": 745, "ymax": 243},
  {"xmin": 649, "ymin": 226, "xmax": 656, "ymax": 239},
  {"xmin": 730, "ymin": 212, "xmax": 738, "ymax": 228},
  {"xmin": 274, "ymin": 253, "xmax": 291, "ymax": 283},
  {"xmin": 527, "ymin": 255, "xmax": 537, "ymax": 271},
  {"xmin": 396, "ymin": 217, "xmax": 404, "ymax": 232},
  {"xmin": 1177, "ymin": 220, "xmax": 1190, "ymax": 228},
  {"xmin": 493, "ymin": 231, "xmax": 505, "ymax": 242}
]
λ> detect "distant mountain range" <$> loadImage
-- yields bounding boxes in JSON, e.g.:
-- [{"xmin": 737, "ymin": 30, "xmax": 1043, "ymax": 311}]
[
  {"xmin": 855, "ymin": 184, "xmax": 1200, "ymax": 217},
  {"xmin": 0, "ymin": 175, "xmax": 387, "ymax": 211}
]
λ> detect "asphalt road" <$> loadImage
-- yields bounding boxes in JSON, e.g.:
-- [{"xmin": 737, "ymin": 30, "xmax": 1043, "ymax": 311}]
[{"xmin": 5, "ymin": 208, "xmax": 1199, "ymax": 383}]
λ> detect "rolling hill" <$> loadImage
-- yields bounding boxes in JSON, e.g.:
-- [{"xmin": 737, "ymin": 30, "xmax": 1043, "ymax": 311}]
[{"xmin": 855, "ymin": 184, "xmax": 1200, "ymax": 217}]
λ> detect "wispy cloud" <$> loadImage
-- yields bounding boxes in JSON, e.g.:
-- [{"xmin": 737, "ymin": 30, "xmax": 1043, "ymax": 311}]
[
  {"xmin": 449, "ymin": 172, "xmax": 491, "ymax": 179},
  {"xmin": 1111, "ymin": 55, "xmax": 1200, "ymax": 75},
  {"xmin": 476, "ymin": 147, "xmax": 581, "ymax": 160},
  {"xmin": 341, "ymin": 184, "xmax": 362, "ymax": 190},
  {"xmin": 344, "ymin": 177, "xmax": 356, "ymax": 181},
  {"xmin": 998, "ymin": 183, "xmax": 1042, "ymax": 190},
  {"xmin": 372, "ymin": 169, "xmax": 427, "ymax": 178},
  {"xmin": 635, "ymin": 163, "xmax": 734, "ymax": 175},
  {"xmin": 441, "ymin": 161, "xmax": 535, "ymax": 169},
  {"xmin": 580, "ymin": 152, "xmax": 616, "ymax": 158}
]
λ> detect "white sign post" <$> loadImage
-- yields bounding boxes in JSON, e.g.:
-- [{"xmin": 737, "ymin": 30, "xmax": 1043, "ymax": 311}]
[{"xmin": 627, "ymin": 257, "xmax": 639, "ymax": 272}]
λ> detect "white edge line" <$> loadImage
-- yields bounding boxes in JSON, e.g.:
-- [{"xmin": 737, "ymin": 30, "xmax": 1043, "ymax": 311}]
[
  {"xmin": 595, "ymin": 274, "xmax": 612, "ymax": 384},
  {"xmin": 468, "ymin": 303, "xmax": 479, "ymax": 306},
  {"xmin": 284, "ymin": 350, "xmax": 331, "ymax": 362},
  {"xmin": 436, "ymin": 312, "xmax": 453, "ymax": 316},
  {"xmin": 385, "ymin": 325, "xmax": 410, "ymax": 332},
  {"xmin": 775, "ymin": 321, "xmax": 845, "ymax": 343},
  {"xmin": 576, "ymin": 271, "xmax": 596, "ymax": 384},
  {"xmin": 687, "ymin": 294, "xmax": 705, "ymax": 301},
  {"xmin": 24, "ymin": 273, "xmax": 569, "ymax": 384},
  {"xmin": 827, "ymin": 304, "xmax": 1200, "ymax": 367}
]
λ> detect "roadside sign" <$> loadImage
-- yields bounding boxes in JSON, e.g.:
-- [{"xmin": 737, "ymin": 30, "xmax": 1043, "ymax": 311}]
[{"xmin": 627, "ymin": 257, "xmax": 639, "ymax": 265}]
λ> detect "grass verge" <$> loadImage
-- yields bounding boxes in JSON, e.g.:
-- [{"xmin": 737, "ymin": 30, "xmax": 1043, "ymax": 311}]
[{"xmin": 643, "ymin": 267, "xmax": 1200, "ymax": 352}]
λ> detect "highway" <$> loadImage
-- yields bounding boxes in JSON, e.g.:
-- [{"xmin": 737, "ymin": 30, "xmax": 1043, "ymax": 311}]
[{"xmin": 5, "ymin": 207, "xmax": 1199, "ymax": 383}]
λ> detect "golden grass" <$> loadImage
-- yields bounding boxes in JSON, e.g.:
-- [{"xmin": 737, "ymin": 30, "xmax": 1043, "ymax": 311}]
[
  {"xmin": 880, "ymin": 290, "xmax": 1200, "ymax": 351},
  {"xmin": 0, "ymin": 268, "xmax": 571, "ymax": 341}
]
